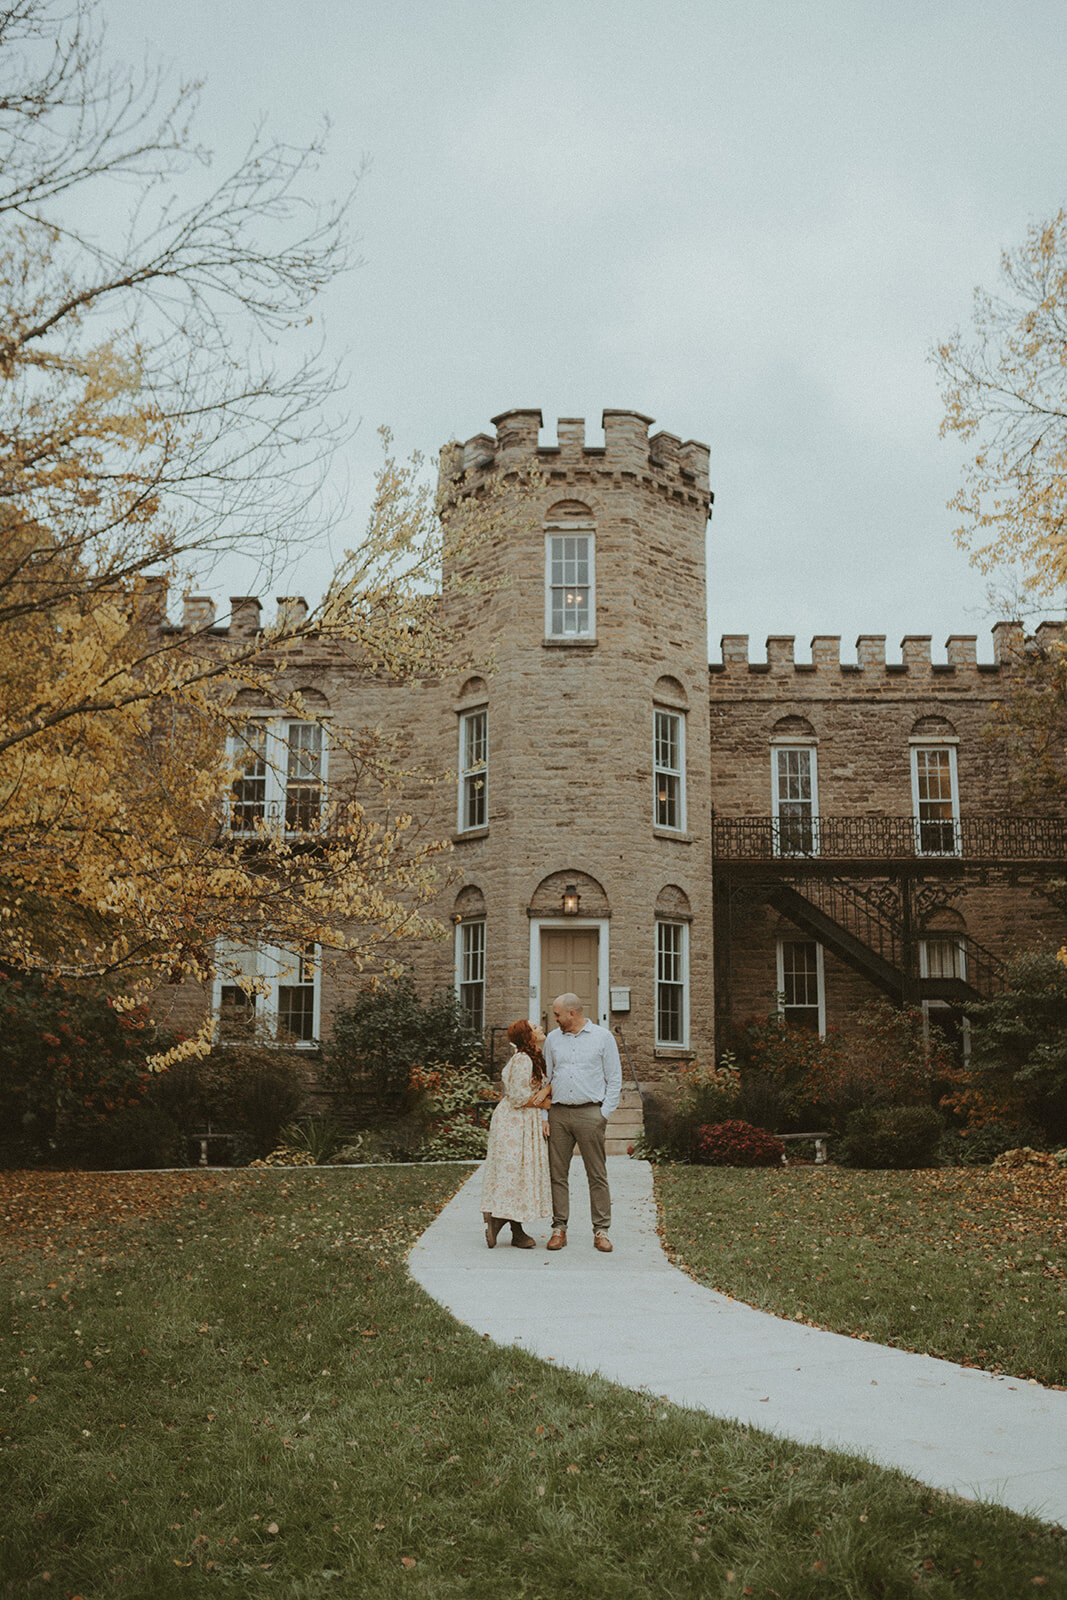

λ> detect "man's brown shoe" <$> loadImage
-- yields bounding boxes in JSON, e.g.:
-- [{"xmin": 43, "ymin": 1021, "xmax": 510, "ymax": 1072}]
[
  {"xmin": 593, "ymin": 1232, "xmax": 613, "ymax": 1253},
  {"xmin": 546, "ymin": 1229, "xmax": 567, "ymax": 1251}
]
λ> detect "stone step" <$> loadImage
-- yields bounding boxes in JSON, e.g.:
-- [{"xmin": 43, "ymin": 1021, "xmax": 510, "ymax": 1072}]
[{"xmin": 605, "ymin": 1084, "xmax": 644, "ymax": 1155}]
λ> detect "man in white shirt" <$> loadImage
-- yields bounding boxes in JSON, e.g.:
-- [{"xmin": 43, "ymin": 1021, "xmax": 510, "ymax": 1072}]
[{"xmin": 542, "ymin": 992, "xmax": 622, "ymax": 1253}]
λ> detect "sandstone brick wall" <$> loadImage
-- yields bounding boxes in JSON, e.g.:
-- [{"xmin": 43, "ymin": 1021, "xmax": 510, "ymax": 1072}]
[
  {"xmin": 437, "ymin": 409, "xmax": 714, "ymax": 1083},
  {"xmin": 709, "ymin": 625, "xmax": 1067, "ymax": 1039},
  {"xmin": 151, "ymin": 411, "xmax": 1067, "ymax": 1108}
]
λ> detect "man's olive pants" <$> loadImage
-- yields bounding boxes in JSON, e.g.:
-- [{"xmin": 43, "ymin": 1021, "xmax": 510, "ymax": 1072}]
[{"xmin": 548, "ymin": 1102, "xmax": 611, "ymax": 1234}]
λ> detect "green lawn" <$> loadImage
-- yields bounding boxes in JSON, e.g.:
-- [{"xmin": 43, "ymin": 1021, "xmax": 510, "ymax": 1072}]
[
  {"xmin": 0, "ymin": 1167, "xmax": 1064, "ymax": 1599},
  {"xmin": 654, "ymin": 1165, "xmax": 1067, "ymax": 1386}
]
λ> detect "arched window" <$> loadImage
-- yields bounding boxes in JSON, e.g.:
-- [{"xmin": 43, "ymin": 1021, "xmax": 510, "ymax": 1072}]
[
  {"xmin": 653, "ymin": 678, "xmax": 688, "ymax": 833},
  {"xmin": 453, "ymin": 886, "xmax": 487, "ymax": 1033},
  {"xmin": 910, "ymin": 716, "xmax": 959, "ymax": 857},
  {"xmin": 544, "ymin": 501, "xmax": 595, "ymax": 641},
  {"xmin": 770, "ymin": 717, "xmax": 818, "ymax": 857}
]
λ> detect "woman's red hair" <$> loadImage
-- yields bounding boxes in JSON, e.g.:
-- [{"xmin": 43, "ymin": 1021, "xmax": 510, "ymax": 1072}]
[{"xmin": 507, "ymin": 1019, "xmax": 545, "ymax": 1083}]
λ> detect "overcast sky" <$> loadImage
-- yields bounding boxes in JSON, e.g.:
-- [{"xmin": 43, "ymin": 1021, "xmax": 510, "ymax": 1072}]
[{"xmin": 105, "ymin": 0, "xmax": 1067, "ymax": 665}]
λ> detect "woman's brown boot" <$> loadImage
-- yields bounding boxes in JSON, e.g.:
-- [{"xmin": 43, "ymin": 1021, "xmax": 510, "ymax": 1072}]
[
  {"xmin": 483, "ymin": 1213, "xmax": 505, "ymax": 1249},
  {"xmin": 509, "ymin": 1221, "xmax": 536, "ymax": 1249}
]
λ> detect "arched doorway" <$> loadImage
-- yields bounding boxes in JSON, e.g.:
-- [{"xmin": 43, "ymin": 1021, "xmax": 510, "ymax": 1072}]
[{"xmin": 526, "ymin": 870, "xmax": 610, "ymax": 1029}]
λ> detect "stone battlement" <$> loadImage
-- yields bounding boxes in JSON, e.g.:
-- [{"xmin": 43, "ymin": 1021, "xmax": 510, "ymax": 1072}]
[
  {"xmin": 712, "ymin": 621, "xmax": 1064, "ymax": 679},
  {"xmin": 450, "ymin": 408, "xmax": 712, "ymax": 498}
]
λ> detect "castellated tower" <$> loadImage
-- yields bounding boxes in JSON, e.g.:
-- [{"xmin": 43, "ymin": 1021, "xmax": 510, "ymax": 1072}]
[{"xmin": 441, "ymin": 408, "xmax": 714, "ymax": 1093}]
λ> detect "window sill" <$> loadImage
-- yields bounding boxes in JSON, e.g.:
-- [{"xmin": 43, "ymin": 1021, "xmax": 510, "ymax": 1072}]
[
  {"xmin": 654, "ymin": 1047, "xmax": 695, "ymax": 1060},
  {"xmin": 215, "ymin": 1039, "xmax": 320, "ymax": 1052},
  {"xmin": 653, "ymin": 827, "xmax": 692, "ymax": 843},
  {"xmin": 542, "ymin": 636, "xmax": 598, "ymax": 650},
  {"xmin": 454, "ymin": 826, "xmax": 489, "ymax": 843}
]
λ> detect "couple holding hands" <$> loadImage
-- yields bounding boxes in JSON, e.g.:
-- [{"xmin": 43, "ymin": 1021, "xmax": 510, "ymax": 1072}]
[{"xmin": 481, "ymin": 992, "xmax": 623, "ymax": 1254}]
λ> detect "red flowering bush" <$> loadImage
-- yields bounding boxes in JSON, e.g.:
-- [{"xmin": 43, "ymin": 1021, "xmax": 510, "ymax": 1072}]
[
  {"xmin": 0, "ymin": 965, "xmax": 157, "ymax": 1154},
  {"xmin": 695, "ymin": 1120, "xmax": 785, "ymax": 1167}
]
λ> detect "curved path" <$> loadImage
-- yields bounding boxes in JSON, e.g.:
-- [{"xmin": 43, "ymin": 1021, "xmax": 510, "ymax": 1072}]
[{"xmin": 408, "ymin": 1157, "xmax": 1067, "ymax": 1527}]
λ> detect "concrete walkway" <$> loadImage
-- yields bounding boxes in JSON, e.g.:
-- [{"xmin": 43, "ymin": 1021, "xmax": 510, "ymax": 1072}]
[{"xmin": 408, "ymin": 1157, "xmax": 1067, "ymax": 1527}]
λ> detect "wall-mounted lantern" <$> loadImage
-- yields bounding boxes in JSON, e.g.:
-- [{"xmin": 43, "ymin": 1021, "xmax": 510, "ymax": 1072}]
[{"xmin": 562, "ymin": 883, "xmax": 581, "ymax": 916}]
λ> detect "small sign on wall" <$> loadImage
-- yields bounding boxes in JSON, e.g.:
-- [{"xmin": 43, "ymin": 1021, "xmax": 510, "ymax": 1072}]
[{"xmin": 610, "ymin": 986, "xmax": 631, "ymax": 1012}]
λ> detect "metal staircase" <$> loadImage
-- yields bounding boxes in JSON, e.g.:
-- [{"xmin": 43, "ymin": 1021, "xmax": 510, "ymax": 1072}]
[{"xmin": 760, "ymin": 875, "xmax": 1005, "ymax": 1004}]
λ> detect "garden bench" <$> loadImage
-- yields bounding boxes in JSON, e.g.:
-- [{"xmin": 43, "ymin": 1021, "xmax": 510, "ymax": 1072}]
[
  {"xmin": 188, "ymin": 1130, "xmax": 241, "ymax": 1167},
  {"xmin": 776, "ymin": 1131, "xmax": 831, "ymax": 1166}
]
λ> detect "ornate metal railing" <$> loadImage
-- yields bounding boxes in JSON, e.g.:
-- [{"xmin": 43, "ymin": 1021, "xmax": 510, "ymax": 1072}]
[
  {"xmin": 770, "ymin": 875, "xmax": 1006, "ymax": 999},
  {"xmin": 713, "ymin": 814, "xmax": 1067, "ymax": 864}
]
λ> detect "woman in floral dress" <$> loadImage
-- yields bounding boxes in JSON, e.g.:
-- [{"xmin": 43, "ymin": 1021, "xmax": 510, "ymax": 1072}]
[{"xmin": 481, "ymin": 1019, "xmax": 553, "ymax": 1248}]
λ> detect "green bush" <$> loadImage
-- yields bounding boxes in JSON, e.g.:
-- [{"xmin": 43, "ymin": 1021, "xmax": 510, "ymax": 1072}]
[
  {"xmin": 736, "ymin": 1003, "xmax": 957, "ymax": 1135},
  {"xmin": 938, "ymin": 1118, "xmax": 1047, "ymax": 1167},
  {"xmin": 962, "ymin": 950, "xmax": 1067, "ymax": 1142},
  {"xmin": 641, "ymin": 1057, "xmax": 741, "ymax": 1162},
  {"xmin": 151, "ymin": 1042, "xmax": 305, "ymax": 1158},
  {"xmin": 78, "ymin": 1104, "xmax": 184, "ymax": 1170},
  {"xmin": 279, "ymin": 1115, "xmax": 345, "ymax": 1164},
  {"xmin": 838, "ymin": 1104, "xmax": 945, "ymax": 1169},
  {"xmin": 325, "ymin": 979, "xmax": 483, "ymax": 1109}
]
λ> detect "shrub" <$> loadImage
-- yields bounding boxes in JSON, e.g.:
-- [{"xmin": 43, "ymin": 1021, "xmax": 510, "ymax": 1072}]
[
  {"xmin": 838, "ymin": 1105, "xmax": 945, "ymax": 1169},
  {"xmin": 642, "ymin": 1055, "xmax": 742, "ymax": 1162},
  {"xmin": 738, "ymin": 1017, "xmax": 848, "ymax": 1130},
  {"xmin": 331, "ymin": 1130, "xmax": 396, "ymax": 1164},
  {"xmin": 938, "ymin": 1118, "xmax": 1046, "ymax": 1167},
  {"xmin": 79, "ymin": 1104, "xmax": 184, "ymax": 1170},
  {"xmin": 990, "ymin": 1146, "xmax": 1063, "ymax": 1172},
  {"xmin": 961, "ymin": 950, "xmax": 1067, "ymax": 1142},
  {"xmin": 151, "ymin": 1042, "xmax": 305, "ymax": 1158},
  {"xmin": 325, "ymin": 979, "xmax": 483, "ymax": 1109},
  {"xmin": 417, "ymin": 1123, "xmax": 490, "ymax": 1162},
  {"xmin": 0, "ymin": 965, "xmax": 155, "ymax": 1151},
  {"xmin": 408, "ymin": 1058, "xmax": 496, "ymax": 1162},
  {"xmin": 278, "ymin": 1115, "xmax": 344, "ymax": 1164},
  {"xmin": 737, "ymin": 1003, "xmax": 958, "ymax": 1135},
  {"xmin": 694, "ymin": 1120, "xmax": 785, "ymax": 1167},
  {"xmin": 249, "ymin": 1147, "xmax": 317, "ymax": 1168}
]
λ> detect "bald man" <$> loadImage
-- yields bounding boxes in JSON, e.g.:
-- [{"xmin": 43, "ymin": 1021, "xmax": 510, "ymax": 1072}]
[{"xmin": 542, "ymin": 993, "xmax": 623, "ymax": 1252}]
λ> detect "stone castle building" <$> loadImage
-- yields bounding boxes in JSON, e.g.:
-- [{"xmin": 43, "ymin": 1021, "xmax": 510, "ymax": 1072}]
[{"xmin": 173, "ymin": 408, "xmax": 1067, "ymax": 1134}]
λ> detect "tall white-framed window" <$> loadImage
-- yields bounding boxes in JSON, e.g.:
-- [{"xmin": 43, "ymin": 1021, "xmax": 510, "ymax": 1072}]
[
  {"xmin": 771, "ymin": 745, "xmax": 818, "ymax": 856},
  {"xmin": 458, "ymin": 709, "xmax": 488, "ymax": 832},
  {"xmin": 911, "ymin": 745, "xmax": 959, "ymax": 857},
  {"xmin": 229, "ymin": 720, "xmax": 327, "ymax": 835},
  {"xmin": 919, "ymin": 937, "xmax": 970, "ymax": 1059},
  {"xmin": 214, "ymin": 941, "xmax": 321, "ymax": 1045},
  {"xmin": 776, "ymin": 938, "xmax": 825, "ymax": 1034},
  {"xmin": 654, "ymin": 709, "xmax": 686, "ymax": 831},
  {"xmin": 455, "ymin": 919, "xmax": 486, "ymax": 1034},
  {"xmin": 545, "ymin": 528, "xmax": 595, "ymax": 639},
  {"xmin": 655, "ymin": 920, "xmax": 689, "ymax": 1046}
]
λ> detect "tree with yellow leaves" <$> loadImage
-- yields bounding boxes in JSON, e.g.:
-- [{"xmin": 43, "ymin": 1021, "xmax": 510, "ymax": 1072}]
[
  {"xmin": 934, "ymin": 210, "xmax": 1067, "ymax": 966},
  {"xmin": 933, "ymin": 208, "xmax": 1067, "ymax": 598},
  {"xmin": 0, "ymin": 1, "xmax": 538, "ymax": 1059}
]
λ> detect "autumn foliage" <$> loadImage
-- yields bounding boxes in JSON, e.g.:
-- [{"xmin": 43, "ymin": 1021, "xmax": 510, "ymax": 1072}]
[
  {"xmin": 0, "ymin": 3, "xmax": 539, "ymax": 1063},
  {"xmin": 694, "ymin": 1121, "xmax": 784, "ymax": 1167}
]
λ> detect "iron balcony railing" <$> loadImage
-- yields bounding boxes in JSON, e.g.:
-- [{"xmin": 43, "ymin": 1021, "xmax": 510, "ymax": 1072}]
[
  {"xmin": 713, "ymin": 814, "xmax": 1067, "ymax": 864},
  {"xmin": 773, "ymin": 876, "xmax": 1007, "ymax": 998}
]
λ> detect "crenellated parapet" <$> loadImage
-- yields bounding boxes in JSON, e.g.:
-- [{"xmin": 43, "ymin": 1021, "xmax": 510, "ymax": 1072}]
[
  {"xmin": 446, "ymin": 407, "xmax": 712, "ymax": 512},
  {"xmin": 710, "ymin": 621, "xmax": 1064, "ymax": 682}
]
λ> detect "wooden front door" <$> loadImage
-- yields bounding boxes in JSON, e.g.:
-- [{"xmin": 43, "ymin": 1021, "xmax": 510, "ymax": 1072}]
[{"xmin": 541, "ymin": 928, "xmax": 599, "ymax": 1028}]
